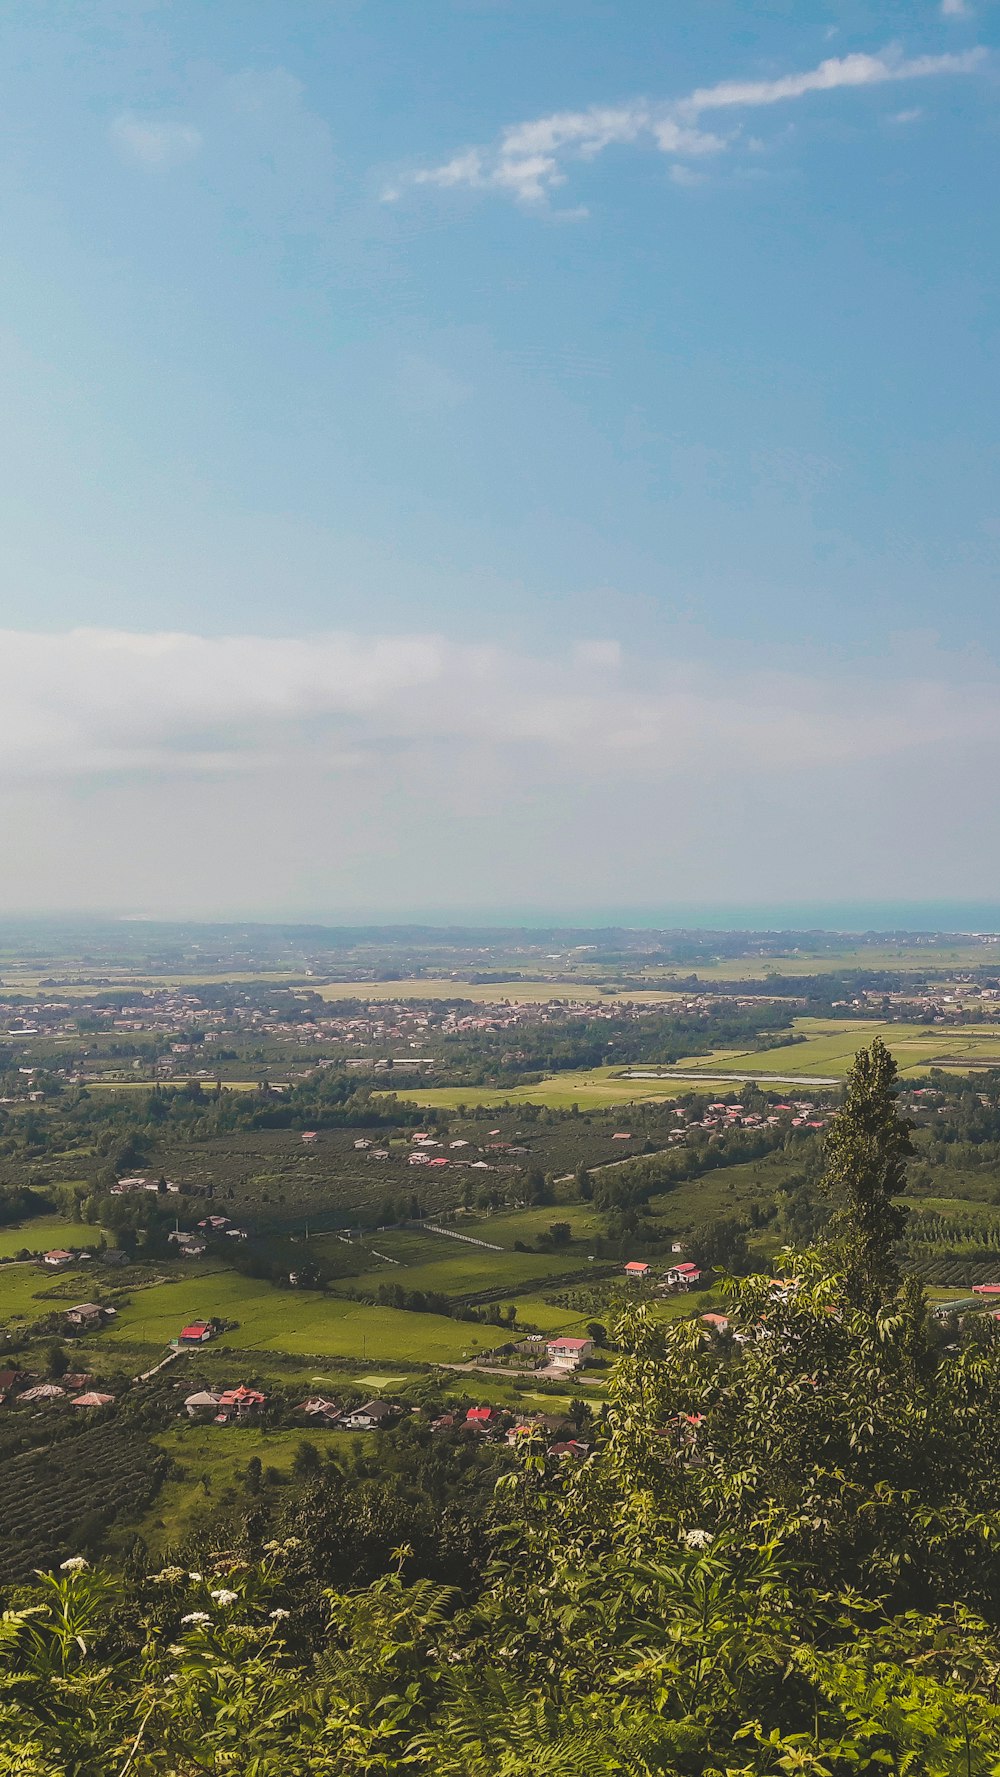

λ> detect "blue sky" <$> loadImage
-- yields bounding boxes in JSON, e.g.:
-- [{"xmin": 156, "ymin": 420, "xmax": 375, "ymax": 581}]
[{"xmin": 1, "ymin": 1, "xmax": 998, "ymax": 919}]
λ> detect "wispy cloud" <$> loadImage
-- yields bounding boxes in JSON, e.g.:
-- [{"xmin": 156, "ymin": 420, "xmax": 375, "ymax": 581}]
[
  {"xmin": 1, "ymin": 628, "xmax": 999, "ymax": 783},
  {"xmin": 403, "ymin": 45, "xmax": 986, "ymax": 206},
  {"xmin": 941, "ymin": 0, "xmax": 972, "ymax": 18},
  {"xmin": 110, "ymin": 114, "xmax": 203, "ymax": 168}
]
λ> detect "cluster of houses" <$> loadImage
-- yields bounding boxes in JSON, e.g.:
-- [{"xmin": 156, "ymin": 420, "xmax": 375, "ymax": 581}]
[
  {"xmin": 429, "ymin": 1405, "xmax": 589, "ymax": 1457},
  {"xmin": 623, "ymin": 1258, "xmax": 703, "ymax": 1290},
  {"xmin": 110, "ymin": 1175, "xmax": 181, "ymax": 1196},
  {"xmin": 659, "ymin": 1100, "xmax": 830, "ymax": 1143},
  {"xmin": 167, "ymin": 1214, "xmax": 248, "ymax": 1258},
  {"xmin": 183, "ymin": 1383, "xmax": 269, "ymax": 1424},
  {"xmin": 182, "ymin": 1386, "xmax": 406, "ymax": 1431},
  {"xmin": 404, "ymin": 1130, "xmax": 517, "ymax": 1172},
  {"xmin": 0, "ymin": 1367, "xmax": 114, "ymax": 1410}
]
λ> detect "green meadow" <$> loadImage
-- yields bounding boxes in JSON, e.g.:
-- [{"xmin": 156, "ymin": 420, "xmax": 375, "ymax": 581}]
[
  {"xmin": 376, "ymin": 1067, "xmax": 687, "ymax": 1112},
  {"xmin": 0, "ymin": 1217, "xmax": 104, "ymax": 1259},
  {"xmin": 391, "ymin": 1017, "xmax": 1000, "ymax": 1112},
  {"xmin": 314, "ymin": 978, "xmax": 682, "ymax": 1005},
  {"xmin": 138, "ymin": 1423, "xmax": 354, "ymax": 1551},
  {"xmin": 0, "ymin": 1264, "xmax": 94, "ymax": 1322},
  {"xmin": 100, "ymin": 1267, "xmax": 592, "ymax": 1365},
  {"xmin": 656, "ymin": 1018, "xmax": 1000, "ymax": 1081}
]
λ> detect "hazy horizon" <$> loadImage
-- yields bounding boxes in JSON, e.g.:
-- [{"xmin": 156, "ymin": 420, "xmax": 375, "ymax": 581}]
[{"xmin": 5, "ymin": 902, "xmax": 1000, "ymax": 938}]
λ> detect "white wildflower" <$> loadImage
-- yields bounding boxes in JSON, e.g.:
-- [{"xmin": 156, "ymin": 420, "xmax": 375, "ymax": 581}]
[
  {"xmin": 181, "ymin": 1611, "xmax": 211, "ymax": 1626},
  {"xmin": 187, "ymin": 1571, "xmax": 203, "ymax": 1582},
  {"xmin": 60, "ymin": 1556, "xmax": 89, "ymax": 1572},
  {"xmin": 269, "ymin": 1607, "xmax": 290, "ymax": 1620},
  {"xmin": 210, "ymin": 1588, "xmax": 238, "ymax": 1606},
  {"xmin": 683, "ymin": 1528, "xmax": 714, "ymax": 1550}
]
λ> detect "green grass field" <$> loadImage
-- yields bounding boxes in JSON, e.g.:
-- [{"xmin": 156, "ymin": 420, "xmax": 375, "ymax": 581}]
[
  {"xmin": 0, "ymin": 1217, "xmax": 104, "ymax": 1259},
  {"xmin": 0, "ymin": 1262, "xmax": 106, "ymax": 1321},
  {"xmin": 137, "ymin": 1422, "xmax": 354, "ymax": 1551},
  {"xmin": 314, "ymin": 978, "xmax": 682, "ymax": 1005},
  {"xmin": 342, "ymin": 1246, "xmax": 589, "ymax": 1300},
  {"xmin": 99, "ymin": 1266, "xmax": 590, "ymax": 1365},
  {"xmin": 102, "ymin": 1271, "xmax": 477, "ymax": 1362},
  {"xmin": 376, "ymin": 1067, "xmax": 689, "ymax": 1111},
  {"xmin": 678, "ymin": 945, "xmax": 1000, "ymax": 980},
  {"xmin": 391, "ymin": 1017, "xmax": 1000, "ymax": 1111},
  {"xmin": 654, "ymin": 1018, "xmax": 1000, "ymax": 1082}
]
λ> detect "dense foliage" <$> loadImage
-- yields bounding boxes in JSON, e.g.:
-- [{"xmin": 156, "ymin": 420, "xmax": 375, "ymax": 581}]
[{"xmin": 5, "ymin": 1041, "xmax": 1000, "ymax": 1772}]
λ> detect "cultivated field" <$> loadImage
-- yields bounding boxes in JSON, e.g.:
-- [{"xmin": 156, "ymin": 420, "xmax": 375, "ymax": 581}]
[
  {"xmin": 381, "ymin": 1068, "xmax": 690, "ymax": 1111},
  {"xmin": 675, "ymin": 944, "xmax": 1000, "ymax": 980},
  {"xmin": 653, "ymin": 1018, "xmax": 1000, "ymax": 1082},
  {"xmin": 312, "ymin": 978, "xmax": 685, "ymax": 1005},
  {"xmin": 392, "ymin": 1018, "xmax": 1000, "ymax": 1109},
  {"xmin": 0, "ymin": 1217, "xmax": 105, "ymax": 1259},
  {"xmin": 99, "ymin": 1265, "xmax": 590, "ymax": 1365}
]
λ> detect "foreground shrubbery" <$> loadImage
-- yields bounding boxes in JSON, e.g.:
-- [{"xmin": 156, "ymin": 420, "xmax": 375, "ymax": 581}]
[
  {"xmin": 5, "ymin": 1254, "xmax": 1000, "ymax": 1773},
  {"xmin": 5, "ymin": 1040, "xmax": 1000, "ymax": 1773}
]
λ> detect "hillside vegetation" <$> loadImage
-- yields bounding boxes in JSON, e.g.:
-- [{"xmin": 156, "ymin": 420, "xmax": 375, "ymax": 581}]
[{"xmin": 4, "ymin": 1041, "xmax": 1000, "ymax": 1772}]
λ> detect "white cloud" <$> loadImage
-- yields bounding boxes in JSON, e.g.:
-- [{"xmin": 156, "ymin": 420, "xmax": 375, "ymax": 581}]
[
  {"xmin": 941, "ymin": 0, "xmax": 972, "ymax": 17},
  {"xmin": 1, "ymin": 628, "xmax": 999, "ymax": 786},
  {"xmin": 110, "ymin": 115, "xmax": 203, "ymax": 168},
  {"xmin": 405, "ymin": 44, "xmax": 987, "ymax": 205},
  {"xmin": 678, "ymin": 48, "xmax": 983, "ymax": 115}
]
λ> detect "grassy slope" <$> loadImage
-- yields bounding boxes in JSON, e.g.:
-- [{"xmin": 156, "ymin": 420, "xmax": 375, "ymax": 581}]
[
  {"xmin": 0, "ymin": 1217, "xmax": 105, "ymax": 1258},
  {"xmin": 136, "ymin": 1422, "xmax": 354, "ymax": 1551}
]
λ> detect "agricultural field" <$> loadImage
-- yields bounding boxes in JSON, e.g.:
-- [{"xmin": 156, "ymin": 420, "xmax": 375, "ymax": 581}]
[
  {"xmin": 0, "ymin": 1417, "xmax": 168, "ymax": 1583},
  {"xmin": 652, "ymin": 1018, "xmax": 1000, "ymax": 1082},
  {"xmin": 313, "ymin": 978, "xmax": 684, "ymax": 1005},
  {"xmin": 342, "ymin": 1245, "xmax": 593, "ymax": 1302},
  {"xmin": 0, "ymin": 1262, "xmax": 98, "ymax": 1323},
  {"xmin": 143, "ymin": 1128, "xmax": 457, "ymax": 1229},
  {"xmin": 145, "ymin": 1114, "xmax": 676, "ymax": 1230},
  {"xmin": 389, "ymin": 1018, "xmax": 1000, "ymax": 1109},
  {"xmin": 0, "ymin": 1216, "xmax": 105, "ymax": 1258},
  {"xmin": 471, "ymin": 1203, "xmax": 605, "ymax": 1248},
  {"xmin": 645, "ymin": 1148, "xmax": 814, "ymax": 1236},
  {"xmin": 675, "ymin": 944, "xmax": 1000, "ymax": 980},
  {"xmin": 97, "ymin": 1267, "xmax": 583, "ymax": 1365},
  {"xmin": 384, "ymin": 1068, "xmax": 689, "ymax": 1111}
]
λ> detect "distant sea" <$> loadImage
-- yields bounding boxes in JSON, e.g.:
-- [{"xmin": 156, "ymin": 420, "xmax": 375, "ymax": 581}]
[{"xmin": 373, "ymin": 902, "xmax": 1000, "ymax": 935}]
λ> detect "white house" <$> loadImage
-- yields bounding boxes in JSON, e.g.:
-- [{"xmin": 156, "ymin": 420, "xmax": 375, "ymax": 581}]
[{"xmin": 545, "ymin": 1336, "xmax": 594, "ymax": 1372}]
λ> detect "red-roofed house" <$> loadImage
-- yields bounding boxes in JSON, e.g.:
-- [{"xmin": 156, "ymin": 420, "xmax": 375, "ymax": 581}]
[
  {"xmin": 973, "ymin": 1284, "xmax": 1000, "ymax": 1296},
  {"xmin": 465, "ymin": 1406, "xmax": 497, "ymax": 1430},
  {"xmin": 624, "ymin": 1261, "xmax": 650, "ymax": 1279},
  {"xmin": 179, "ymin": 1320, "xmax": 214, "ymax": 1344},
  {"xmin": 665, "ymin": 1262, "xmax": 701, "ymax": 1287},
  {"xmin": 701, "ymin": 1312, "xmax": 730, "ymax": 1333},
  {"xmin": 545, "ymin": 1336, "xmax": 594, "ymax": 1372},
  {"xmin": 215, "ymin": 1385, "xmax": 266, "ymax": 1422}
]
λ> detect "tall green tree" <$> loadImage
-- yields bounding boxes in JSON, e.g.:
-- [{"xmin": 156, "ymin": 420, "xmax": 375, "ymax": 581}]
[{"xmin": 824, "ymin": 1035, "xmax": 912, "ymax": 1311}]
